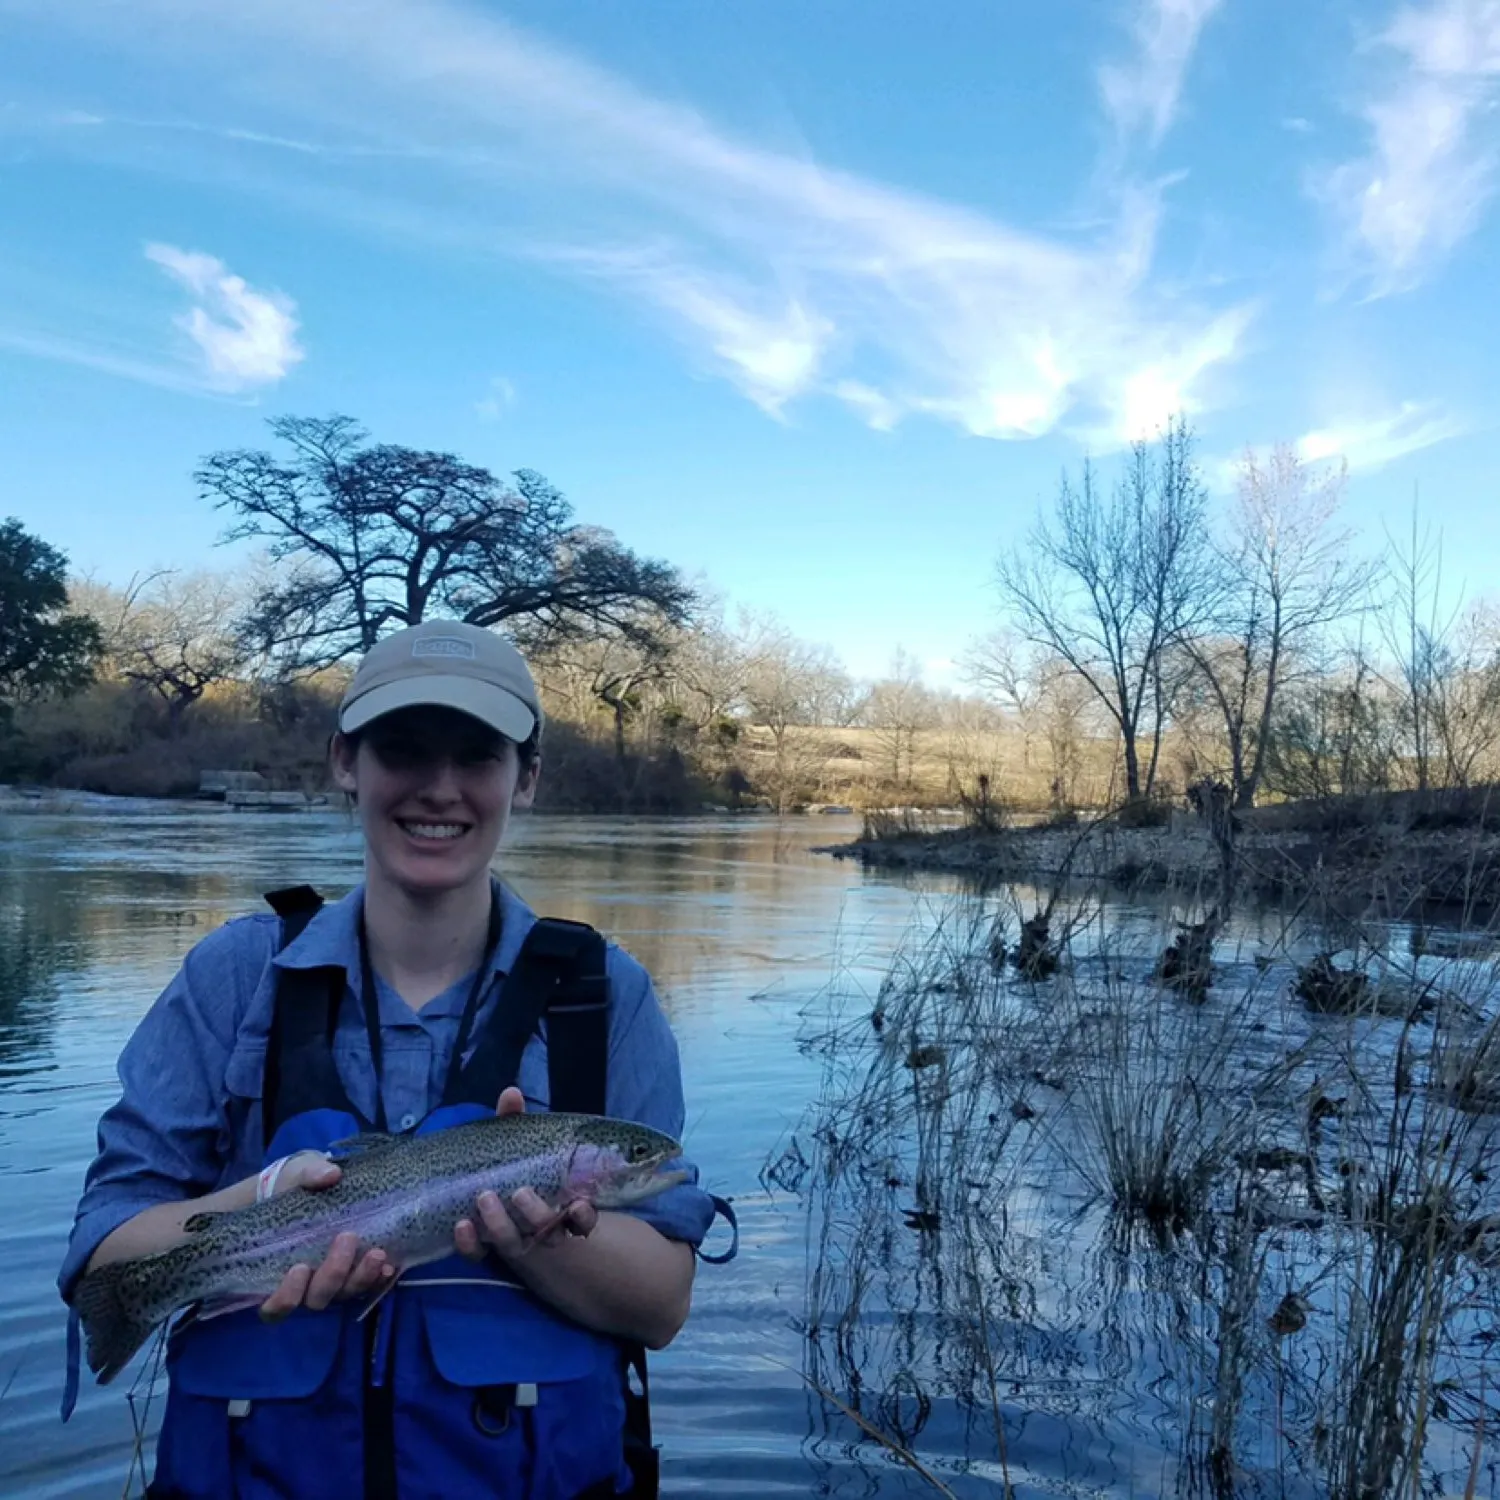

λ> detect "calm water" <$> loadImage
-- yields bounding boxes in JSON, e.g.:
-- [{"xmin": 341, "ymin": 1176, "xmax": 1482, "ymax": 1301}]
[
  {"xmin": 6, "ymin": 806, "xmax": 1492, "ymax": 1499},
  {"xmin": 0, "ymin": 804, "xmax": 963, "ymax": 1498}
]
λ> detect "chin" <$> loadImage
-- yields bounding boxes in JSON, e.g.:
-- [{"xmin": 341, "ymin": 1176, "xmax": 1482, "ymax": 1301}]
[{"xmin": 378, "ymin": 842, "xmax": 494, "ymax": 895}]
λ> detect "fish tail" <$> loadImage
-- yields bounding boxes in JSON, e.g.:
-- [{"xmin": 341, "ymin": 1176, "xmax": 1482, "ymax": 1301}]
[{"xmin": 74, "ymin": 1256, "xmax": 167, "ymax": 1385}]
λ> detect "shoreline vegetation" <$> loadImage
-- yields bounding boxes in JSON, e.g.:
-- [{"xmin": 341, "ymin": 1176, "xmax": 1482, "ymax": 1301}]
[
  {"xmin": 781, "ymin": 788, "xmax": 1500, "ymax": 1495},
  {"xmin": 777, "ymin": 868, "xmax": 1500, "ymax": 1496},
  {"xmin": 832, "ymin": 785, "xmax": 1500, "ymax": 916},
  {"xmin": 8, "ymin": 413, "xmax": 1500, "ymax": 837}
]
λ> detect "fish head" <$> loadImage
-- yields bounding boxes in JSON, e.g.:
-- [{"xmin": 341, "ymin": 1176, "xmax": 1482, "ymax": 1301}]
[{"xmin": 564, "ymin": 1118, "xmax": 688, "ymax": 1208}]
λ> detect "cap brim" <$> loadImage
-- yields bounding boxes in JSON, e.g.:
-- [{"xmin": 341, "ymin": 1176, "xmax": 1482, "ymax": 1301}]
[{"xmin": 340, "ymin": 675, "xmax": 537, "ymax": 741}]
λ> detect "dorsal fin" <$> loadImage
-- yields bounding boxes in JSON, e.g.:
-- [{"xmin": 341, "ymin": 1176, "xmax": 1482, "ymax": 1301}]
[
  {"xmin": 328, "ymin": 1132, "xmax": 399, "ymax": 1158},
  {"xmin": 183, "ymin": 1212, "xmax": 220, "ymax": 1234}
]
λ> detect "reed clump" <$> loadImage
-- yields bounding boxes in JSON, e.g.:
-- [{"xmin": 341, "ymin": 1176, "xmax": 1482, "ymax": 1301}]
[{"xmin": 780, "ymin": 874, "xmax": 1500, "ymax": 1497}]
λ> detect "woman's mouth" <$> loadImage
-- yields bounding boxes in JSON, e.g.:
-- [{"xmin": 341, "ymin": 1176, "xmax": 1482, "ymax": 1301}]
[{"xmin": 397, "ymin": 819, "xmax": 470, "ymax": 843}]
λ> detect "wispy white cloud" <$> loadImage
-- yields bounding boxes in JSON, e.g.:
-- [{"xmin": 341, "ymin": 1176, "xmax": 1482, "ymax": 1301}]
[
  {"xmin": 1099, "ymin": 0, "xmax": 1224, "ymax": 147},
  {"xmin": 834, "ymin": 381, "xmax": 903, "ymax": 433},
  {"xmin": 145, "ymin": 243, "xmax": 304, "ymax": 390},
  {"xmin": 475, "ymin": 375, "xmax": 516, "ymax": 422},
  {"xmin": 1320, "ymin": 0, "xmax": 1500, "ymax": 295},
  {"xmin": 0, "ymin": 327, "xmax": 214, "ymax": 394},
  {"xmin": 558, "ymin": 251, "xmax": 835, "ymax": 414},
  {"xmin": 1296, "ymin": 400, "xmax": 1466, "ymax": 469},
  {"xmin": 12, "ymin": 0, "xmax": 1252, "ymax": 441},
  {"xmin": 1208, "ymin": 400, "xmax": 1465, "ymax": 488}
]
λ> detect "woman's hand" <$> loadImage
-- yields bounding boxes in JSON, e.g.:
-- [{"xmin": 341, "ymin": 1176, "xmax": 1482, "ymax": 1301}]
[
  {"xmin": 258, "ymin": 1152, "xmax": 396, "ymax": 1322},
  {"xmin": 452, "ymin": 1087, "xmax": 597, "ymax": 1264}
]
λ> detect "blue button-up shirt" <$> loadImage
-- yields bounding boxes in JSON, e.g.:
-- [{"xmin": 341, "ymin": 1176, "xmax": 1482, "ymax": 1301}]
[{"xmin": 60, "ymin": 880, "xmax": 715, "ymax": 1300}]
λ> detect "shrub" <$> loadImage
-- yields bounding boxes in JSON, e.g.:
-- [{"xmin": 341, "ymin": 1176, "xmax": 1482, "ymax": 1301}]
[{"xmin": 1115, "ymin": 796, "xmax": 1173, "ymax": 829}]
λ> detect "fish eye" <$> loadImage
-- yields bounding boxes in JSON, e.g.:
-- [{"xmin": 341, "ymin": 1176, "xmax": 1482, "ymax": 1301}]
[{"xmin": 630, "ymin": 1141, "xmax": 651, "ymax": 1161}]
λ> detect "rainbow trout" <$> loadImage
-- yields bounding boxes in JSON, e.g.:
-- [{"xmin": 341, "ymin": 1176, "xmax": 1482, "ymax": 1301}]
[{"xmin": 75, "ymin": 1111, "xmax": 686, "ymax": 1384}]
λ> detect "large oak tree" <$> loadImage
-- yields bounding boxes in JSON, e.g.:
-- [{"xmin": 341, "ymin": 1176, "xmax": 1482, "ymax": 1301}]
[{"xmin": 201, "ymin": 416, "xmax": 694, "ymax": 671}]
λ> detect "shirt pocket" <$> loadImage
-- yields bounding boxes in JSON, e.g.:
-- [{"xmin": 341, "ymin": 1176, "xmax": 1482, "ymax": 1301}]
[{"xmin": 220, "ymin": 1038, "xmax": 268, "ymax": 1182}]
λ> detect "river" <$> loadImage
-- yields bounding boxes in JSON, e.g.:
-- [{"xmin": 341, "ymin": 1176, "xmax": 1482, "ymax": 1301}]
[
  {"xmin": 0, "ymin": 804, "xmax": 961, "ymax": 1498},
  {"xmin": 6, "ymin": 805, "xmax": 1498, "ymax": 1499}
]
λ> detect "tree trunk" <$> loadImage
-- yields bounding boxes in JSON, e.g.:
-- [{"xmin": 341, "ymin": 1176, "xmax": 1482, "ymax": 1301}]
[
  {"xmin": 598, "ymin": 686, "xmax": 630, "ymax": 764},
  {"xmin": 1122, "ymin": 731, "xmax": 1141, "ymax": 800}
]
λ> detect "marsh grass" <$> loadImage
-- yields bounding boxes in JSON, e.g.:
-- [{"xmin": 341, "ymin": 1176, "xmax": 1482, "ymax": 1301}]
[
  {"xmin": 782, "ymin": 866, "xmax": 1500, "ymax": 1498},
  {"xmin": 1039, "ymin": 958, "xmax": 1300, "ymax": 1237}
]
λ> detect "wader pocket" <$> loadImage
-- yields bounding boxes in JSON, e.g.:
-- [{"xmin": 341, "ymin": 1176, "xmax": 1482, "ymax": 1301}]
[
  {"xmin": 405, "ymin": 1283, "xmax": 631, "ymax": 1499},
  {"xmin": 153, "ymin": 1308, "xmax": 359, "ymax": 1500}
]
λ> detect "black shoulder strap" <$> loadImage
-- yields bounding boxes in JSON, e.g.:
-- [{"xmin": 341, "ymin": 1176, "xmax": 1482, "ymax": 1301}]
[
  {"xmin": 264, "ymin": 884, "xmax": 324, "ymax": 929},
  {"xmin": 261, "ymin": 886, "xmax": 362, "ymax": 1146},
  {"xmin": 451, "ymin": 918, "xmax": 610, "ymax": 1114},
  {"xmin": 536, "ymin": 919, "xmax": 610, "ymax": 1116},
  {"xmin": 449, "ymin": 913, "xmax": 661, "ymax": 1496}
]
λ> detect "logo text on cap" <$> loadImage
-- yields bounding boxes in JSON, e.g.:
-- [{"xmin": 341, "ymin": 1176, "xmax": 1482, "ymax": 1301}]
[{"xmin": 412, "ymin": 637, "xmax": 477, "ymax": 661}]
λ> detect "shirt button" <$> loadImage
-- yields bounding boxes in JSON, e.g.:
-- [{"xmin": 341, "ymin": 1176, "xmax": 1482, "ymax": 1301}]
[{"xmin": 399, "ymin": 1113, "xmax": 417, "ymax": 1131}]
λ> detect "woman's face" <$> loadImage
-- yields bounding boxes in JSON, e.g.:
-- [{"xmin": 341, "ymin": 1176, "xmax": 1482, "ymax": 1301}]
[{"xmin": 332, "ymin": 706, "xmax": 538, "ymax": 898}]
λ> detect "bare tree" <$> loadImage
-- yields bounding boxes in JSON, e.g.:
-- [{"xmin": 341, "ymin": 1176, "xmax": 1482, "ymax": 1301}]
[
  {"xmin": 1264, "ymin": 639, "xmax": 1399, "ymax": 799},
  {"xmin": 531, "ymin": 620, "xmax": 678, "ymax": 764},
  {"xmin": 865, "ymin": 647, "xmax": 929, "ymax": 789},
  {"xmin": 966, "ymin": 634, "xmax": 1097, "ymax": 806},
  {"xmin": 1426, "ymin": 603, "xmax": 1500, "ymax": 787},
  {"xmin": 966, "ymin": 631, "xmax": 1043, "ymax": 770},
  {"xmin": 1380, "ymin": 504, "xmax": 1460, "ymax": 790},
  {"xmin": 742, "ymin": 620, "xmax": 849, "ymax": 813},
  {"xmin": 74, "ymin": 570, "xmax": 250, "ymax": 733},
  {"xmin": 201, "ymin": 415, "xmax": 693, "ymax": 670},
  {"xmin": 1176, "ymin": 446, "xmax": 1372, "ymax": 808},
  {"xmin": 649, "ymin": 606, "xmax": 759, "ymax": 776},
  {"xmin": 931, "ymin": 691, "xmax": 1006, "ymax": 803},
  {"xmin": 995, "ymin": 418, "xmax": 1208, "ymax": 801}
]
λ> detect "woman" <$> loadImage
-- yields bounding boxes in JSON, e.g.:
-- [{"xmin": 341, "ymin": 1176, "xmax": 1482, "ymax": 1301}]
[{"xmin": 59, "ymin": 620, "xmax": 724, "ymax": 1499}]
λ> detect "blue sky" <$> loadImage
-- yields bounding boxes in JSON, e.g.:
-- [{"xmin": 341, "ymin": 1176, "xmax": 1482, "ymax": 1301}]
[{"xmin": 2, "ymin": 0, "xmax": 1497, "ymax": 682}]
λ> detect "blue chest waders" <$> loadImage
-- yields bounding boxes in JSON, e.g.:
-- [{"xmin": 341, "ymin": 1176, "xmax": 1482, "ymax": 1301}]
[{"xmin": 147, "ymin": 884, "xmax": 660, "ymax": 1500}]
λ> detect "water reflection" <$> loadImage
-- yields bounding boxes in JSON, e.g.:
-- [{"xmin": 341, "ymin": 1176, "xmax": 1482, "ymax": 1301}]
[
  {"xmin": 788, "ymin": 883, "xmax": 1500, "ymax": 1497},
  {"xmin": 0, "ymin": 806, "xmax": 948, "ymax": 1498},
  {"xmin": 13, "ymin": 806, "xmax": 1496, "ymax": 1497}
]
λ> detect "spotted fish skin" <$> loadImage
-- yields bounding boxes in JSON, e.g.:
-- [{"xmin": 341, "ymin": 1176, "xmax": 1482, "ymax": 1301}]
[{"xmin": 74, "ymin": 1112, "xmax": 685, "ymax": 1384}]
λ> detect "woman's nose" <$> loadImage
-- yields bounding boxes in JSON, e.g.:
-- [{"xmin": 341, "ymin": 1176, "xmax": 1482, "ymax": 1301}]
[{"xmin": 416, "ymin": 757, "xmax": 464, "ymax": 799}]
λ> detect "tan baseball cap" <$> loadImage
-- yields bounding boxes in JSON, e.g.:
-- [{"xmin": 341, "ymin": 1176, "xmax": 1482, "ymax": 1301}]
[{"xmin": 338, "ymin": 620, "xmax": 542, "ymax": 742}]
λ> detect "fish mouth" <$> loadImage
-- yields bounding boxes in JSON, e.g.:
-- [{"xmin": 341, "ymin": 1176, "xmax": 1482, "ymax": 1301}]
[{"xmin": 597, "ymin": 1152, "xmax": 689, "ymax": 1207}]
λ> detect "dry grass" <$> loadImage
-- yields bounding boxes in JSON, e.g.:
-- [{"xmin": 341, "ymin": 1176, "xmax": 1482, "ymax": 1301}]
[{"xmin": 733, "ymin": 722, "xmax": 1125, "ymax": 811}]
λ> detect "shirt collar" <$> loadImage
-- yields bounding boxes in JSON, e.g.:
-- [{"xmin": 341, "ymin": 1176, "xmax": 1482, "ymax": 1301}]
[{"xmin": 272, "ymin": 877, "xmax": 540, "ymax": 987}]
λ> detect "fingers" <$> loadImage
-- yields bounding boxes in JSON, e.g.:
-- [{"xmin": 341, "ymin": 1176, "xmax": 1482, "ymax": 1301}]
[
  {"xmin": 495, "ymin": 1086, "xmax": 526, "ymax": 1118},
  {"xmin": 474, "ymin": 1190, "xmax": 523, "ymax": 1256},
  {"xmin": 454, "ymin": 1218, "xmax": 485, "ymax": 1263},
  {"xmin": 335, "ymin": 1248, "xmax": 393, "ymax": 1303},
  {"xmin": 278, "ymin": 1153, "xmax": 342, "ymax": 1194},
  {"xmin": 259, "ymin": 1236, "xmax": 392, "ymax": 1320},
  {"xmin": 565, "ymin": 1200, "xmax": 598, "ymax": 1237},
  {"xmin": 463, "ymin": 1187, "xmax": 597, "ymax": 1259},
  {"xmin": 260, "ymin": 1263, "xmax": 313, "ymax": 1323}
]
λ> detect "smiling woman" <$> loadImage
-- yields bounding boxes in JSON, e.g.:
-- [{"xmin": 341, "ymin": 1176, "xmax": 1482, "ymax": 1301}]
[{"xmin": 60, "ymin": 618, "xmax": 728, "ymax": 1500}]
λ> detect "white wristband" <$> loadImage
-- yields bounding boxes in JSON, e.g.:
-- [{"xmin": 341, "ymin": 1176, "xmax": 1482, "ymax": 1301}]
[{"xmin": 257, "ymin": 1156, "xmax": 291, "ymax": 1203}]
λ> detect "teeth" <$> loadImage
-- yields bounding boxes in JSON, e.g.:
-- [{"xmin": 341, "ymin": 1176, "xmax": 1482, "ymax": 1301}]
[{"xmin": 403, "ymin": 822, "xmax": 466, "ymax": 840}]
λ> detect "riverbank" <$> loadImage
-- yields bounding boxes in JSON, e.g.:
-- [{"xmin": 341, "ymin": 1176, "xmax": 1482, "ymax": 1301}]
[{"xmin": 829, "ymin": 794, "xmax": 1500, "ymax": 916}]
